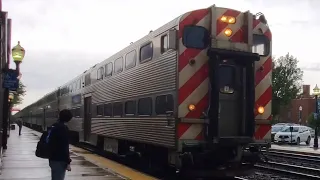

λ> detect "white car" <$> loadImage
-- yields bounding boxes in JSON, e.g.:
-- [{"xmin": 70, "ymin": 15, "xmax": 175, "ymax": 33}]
[
  {"xmin": 307, "ymin": 127, "xmax": 315, "ymax": 138},
  {"xmin": 274, "ymin": 125, "xmax": 311, "ymax": 145}
]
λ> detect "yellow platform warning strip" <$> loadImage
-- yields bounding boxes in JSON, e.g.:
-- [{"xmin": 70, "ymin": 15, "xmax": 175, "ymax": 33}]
[{"xmin": 71, "ymin": 146, "xmax": 159, "ymax": 180}]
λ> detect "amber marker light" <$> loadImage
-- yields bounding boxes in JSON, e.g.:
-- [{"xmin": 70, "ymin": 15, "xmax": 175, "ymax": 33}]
[
  {"xmin": 257, "ymin": 106, "xmax": 264, "ymax": 114},
  {"xmin": 224, "ymin": 28, "xmax": 233, "ymax": 37},
  {"xmin": 188, "ymin": 104, "xmax": 196, "ymax": 111}
]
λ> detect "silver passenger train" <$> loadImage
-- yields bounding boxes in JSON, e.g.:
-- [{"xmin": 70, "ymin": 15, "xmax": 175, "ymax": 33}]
[{"xmin": 16, "ymin": 4, "xmax": 273, "ymax": 178}]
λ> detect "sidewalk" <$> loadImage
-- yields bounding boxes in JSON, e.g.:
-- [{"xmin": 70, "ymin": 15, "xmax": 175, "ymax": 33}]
[{"xmin": 0, "ymin": 126, "xmax": 125, "ymax": 180}]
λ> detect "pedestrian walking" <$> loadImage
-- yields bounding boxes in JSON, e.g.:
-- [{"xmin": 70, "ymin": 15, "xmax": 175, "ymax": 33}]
[
  {"xmin": 16, "ymin": 118, "xmax": 23, "ymax": 136},
  {"xmin": 48, "ymin": 109, "xmax": 73, "ymax": 180}
]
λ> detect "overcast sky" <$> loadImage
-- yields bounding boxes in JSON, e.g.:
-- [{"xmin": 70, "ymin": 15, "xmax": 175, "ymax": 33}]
[{"xmin": 3, "ymin": 0, "xmax": 320, "ymax": 110}]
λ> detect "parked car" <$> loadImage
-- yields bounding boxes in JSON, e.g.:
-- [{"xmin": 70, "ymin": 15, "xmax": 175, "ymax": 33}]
[
  {"xmin": 271, "ymin": 125, "xmax": 286, "ymax": 142},
  {"xmin": 274, "ymin": 125, "xmax": 311, "ymax": 145},
  {"xmin": 307, "ymin": 127, "xmax": 315, "ymax": 138}
]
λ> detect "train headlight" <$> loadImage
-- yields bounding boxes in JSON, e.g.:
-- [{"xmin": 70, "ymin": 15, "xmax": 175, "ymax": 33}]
[
  {"xmin": 188, "ymin": 104, "xmax": 196, "ymax": 111},
  {"xmin": 224, "ymin": 28, "xmax": 233, "ymax": 37},
  {"xmin": 257, "ymin": 106, "xmax": 264, "ymax": 114},
  {"xmin": 220, "ymin": 16, "xmax": 236, "ymax": 24}
]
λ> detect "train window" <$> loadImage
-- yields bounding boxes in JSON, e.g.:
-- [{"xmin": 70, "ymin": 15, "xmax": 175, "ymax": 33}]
[
  {"xmin": 104, "ymin": 103, "xmax": 112, "ymax": 116},
  {"xmin": 125, "ymin": 100, "xmax": 136, "ymax": 115},
  {"xmin": 161, "ymin": 35, "xmax": 168, "ymax": 53},
  {"xmin": 63, "ymin": 87, "xmax": 68, "ymax": 95},
  {"xmin": 125, "ymin": 50, "xmax": 136, "ymax": 70},
  {"xmin": 114, "ymin": 57, "xmax": 123, "ymax": 74},
  {"xmin": 155, "ymin": 94, "xmax": 173, "ymax": 115},
  {"xmin": 105, "ymin": 62, "xmax": 113, "ymax": 77},
  {"xmin": 78, "ymin": 79, "xmax": 81, "ymax": 89},
  {"xmin": 140, "ymin": 42, "xmax": 153, "ymax": 62},
  {"xmin": 97, "ymin": 67, "xmax": 104, "ymax": 80},
  {"xmin": 113, "ymin": 102, "xmax": 123, "ymax": 116},
  {"xmin": 219, "ymin": 65, "xmax": 236, "ymax": 94},
  {"xmin": 75, "ymin": 81, "xmax": 78, "ymax": 90},
  {"xmin": 182, "ymin": 25, "xmax": 210, "ymax": 49},
  {"xmin": 252, "ymin": 34, "xmax": 270, "ymax": 56},
  {"xmin": 85, "ymin": 73, "xmax": 91, "ymax": 86},
  {"xmin": 46, "ymin": 111, "xmax": 50, "ymax": 117},
  {"xmin": 96, "ymin": 105, "xmax": 104, "ymax": 116},
  {"xmin": 138, "ymin": 97, "xmax": 152, "ymax": 116}
]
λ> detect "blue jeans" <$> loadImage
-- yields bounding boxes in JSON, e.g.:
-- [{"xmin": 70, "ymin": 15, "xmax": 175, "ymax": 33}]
[{"xmin": 49, "ymin": 160, "xmax": 67, "ymax": 180}]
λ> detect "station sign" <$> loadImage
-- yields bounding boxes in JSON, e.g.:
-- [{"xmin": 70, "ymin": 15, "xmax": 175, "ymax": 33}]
[{"xmin": 3, "ymin": 69, "xmax": 18, "ymax": 91}]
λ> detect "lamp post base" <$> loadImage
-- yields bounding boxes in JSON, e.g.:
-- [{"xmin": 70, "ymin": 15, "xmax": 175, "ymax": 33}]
[{"xmin": 314, "ymin": 127, "xmax": 318, "ymax": 149}]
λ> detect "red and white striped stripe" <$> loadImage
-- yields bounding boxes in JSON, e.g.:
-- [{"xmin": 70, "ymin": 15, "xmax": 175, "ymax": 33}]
[
  {"xmin": 214, "ymin": 8, "xmax": 249, "ymax": 51},
  {"xmin": 177, "ymin": 8, "xmax": 210, "ymax": 141},
  {"xmin": 253, "ymin": 19, "xmax": 272, "ymax": 140},
  {"xmin": 176, "ymin": 7, "xmax": 272, "ymax": 142}
]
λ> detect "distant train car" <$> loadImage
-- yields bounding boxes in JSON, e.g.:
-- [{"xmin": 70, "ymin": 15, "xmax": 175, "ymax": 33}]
[{"xmin": 15, "ymin": 4, "xmax": 272, "ymax": 178}]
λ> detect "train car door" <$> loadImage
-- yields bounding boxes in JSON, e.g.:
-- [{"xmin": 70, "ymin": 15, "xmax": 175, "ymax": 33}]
[
  {"xmin": 83, "ymin": 96, "xmax": 92, "ymax": 142},
  {"xmin": 217, "ymin": 59, "xmax": 244, "ymax": 137}
]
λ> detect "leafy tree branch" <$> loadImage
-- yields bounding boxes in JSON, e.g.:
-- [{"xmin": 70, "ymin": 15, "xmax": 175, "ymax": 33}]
[
  {"xmin": 272, "ymin": 53, "xmax": 303, "ymax": 117},
  {"xmin": 11, "ymin": 81, "xmax": 26, "ymax": 106}
]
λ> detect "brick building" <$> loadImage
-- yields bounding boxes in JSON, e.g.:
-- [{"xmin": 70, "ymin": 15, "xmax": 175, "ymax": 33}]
[{"xmin": 279, "ymin": 85, "xmax": 317, "ymax": 125}]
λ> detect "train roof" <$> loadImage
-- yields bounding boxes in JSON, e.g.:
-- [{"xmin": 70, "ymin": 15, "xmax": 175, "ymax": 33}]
[{"xmin": 19, "ymin": 10, "xmax": 187, "ymax": 110}]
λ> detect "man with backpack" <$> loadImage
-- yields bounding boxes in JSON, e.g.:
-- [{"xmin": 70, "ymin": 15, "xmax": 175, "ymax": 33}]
[{"xmin": 47, "ymin": 109, "xmax": 73, "ymax": 180}]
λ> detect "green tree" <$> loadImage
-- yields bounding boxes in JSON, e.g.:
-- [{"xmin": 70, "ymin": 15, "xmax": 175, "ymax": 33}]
[
  {"xmin": 272, "ymin": 53, "xmax": 303, "ymax": 118},
  {"xmin": 270, "ymin": 116, "xmax": 280, "ymax": 125},
  {"xmin": 11, "ymin": 81, "xmax": 26, "ymax": 106},
  {"xmin": 307, "ymin": 113, "xmax": 320, "ymax": 129}
]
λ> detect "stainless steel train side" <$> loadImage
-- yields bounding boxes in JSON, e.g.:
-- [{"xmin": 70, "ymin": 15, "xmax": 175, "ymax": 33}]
[{"xmin": 16, "ymin": 15, "xmax": 182, "ymax": 170}]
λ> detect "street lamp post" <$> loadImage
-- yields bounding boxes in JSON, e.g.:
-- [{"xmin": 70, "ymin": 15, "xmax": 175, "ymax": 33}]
[
  {"xmin": 313, "ymin": 85, "xmax": 320, "ymax": 149},
  {"xmin": 11, "ymin": 41, "xmax": 25, "ymax": 75},
  {"xmin": 2, "ymin": 41, "xmax": 25, "ymax": 149},
  {"xmin": 299, "ymin": 106, "xmax": 303, "ymax": 125},
  {"xmin": 7, "ymin": 92, "xmax": 14, "ymax": 137}
]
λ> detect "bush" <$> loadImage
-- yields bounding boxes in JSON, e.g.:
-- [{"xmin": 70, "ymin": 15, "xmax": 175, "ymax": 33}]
[{"xmin": 307, "ymin": 113, "xmax": 320, "ymax": 129}]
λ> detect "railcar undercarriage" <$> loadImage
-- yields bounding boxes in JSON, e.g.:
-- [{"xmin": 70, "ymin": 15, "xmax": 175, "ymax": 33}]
[{"xmin": 177, "ymin": 141, "xmax": 270, "ymax": 179}]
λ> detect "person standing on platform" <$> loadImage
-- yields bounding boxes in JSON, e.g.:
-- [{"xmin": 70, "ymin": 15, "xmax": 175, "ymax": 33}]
[
  {"xmin": 48, "ymin": 109, "xmax": 73, "ymax": 180},
  {"xmin": 16, "ymin": 118, "xmax": 23, "ymax": 136}
]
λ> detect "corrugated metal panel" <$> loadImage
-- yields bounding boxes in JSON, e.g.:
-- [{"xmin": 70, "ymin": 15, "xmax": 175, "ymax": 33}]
[
  {"xmin": 91, "ymin": 117, "xmax": 176, "ymax": 148},
  {"xmin": 87, "ymin": 50, "xmax": 177, "ymax": 103}
]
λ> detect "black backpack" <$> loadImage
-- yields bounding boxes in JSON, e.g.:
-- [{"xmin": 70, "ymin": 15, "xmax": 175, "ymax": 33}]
[{"xmin": 35, "ymin": 126, "xmax": 55, "ymax": 159}]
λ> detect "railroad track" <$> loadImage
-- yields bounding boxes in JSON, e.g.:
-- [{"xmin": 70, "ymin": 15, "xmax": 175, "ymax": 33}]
[
  {"xmin": 266, "ymin": 149, "xmax": 320, "ymax": 162},
  {"xmin": 250, "ymin": 149, "xmax": 320, "ymax": 179},
  {"xmin": 255, "ymin": 162, "xmax": 320, "ymax": 179},
  {"xmin": 264, "ymin": 149, "xmax": 320, "ymax": 169},
  {"xmin": 234, "ymin": 177, "xmax": 248, "ymax": 180}
]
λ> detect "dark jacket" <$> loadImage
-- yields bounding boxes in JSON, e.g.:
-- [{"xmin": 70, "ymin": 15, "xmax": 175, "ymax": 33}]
[
  {"xmin": 48, "ymin": 121, "xmax": 71, "ymax": 164},
  {"xmin": 16, "ymin": 119, "xmax": 22, "ymax": 127}
]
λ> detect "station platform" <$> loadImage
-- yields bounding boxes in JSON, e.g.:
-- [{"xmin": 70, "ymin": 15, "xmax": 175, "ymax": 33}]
[
  {"xmin": 271, "ymin": 137, "xmax": 320, "ymax": 156},
  {"xmin": 0, "ymin": 126, "xmax": 157, "ymax": 180}
]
